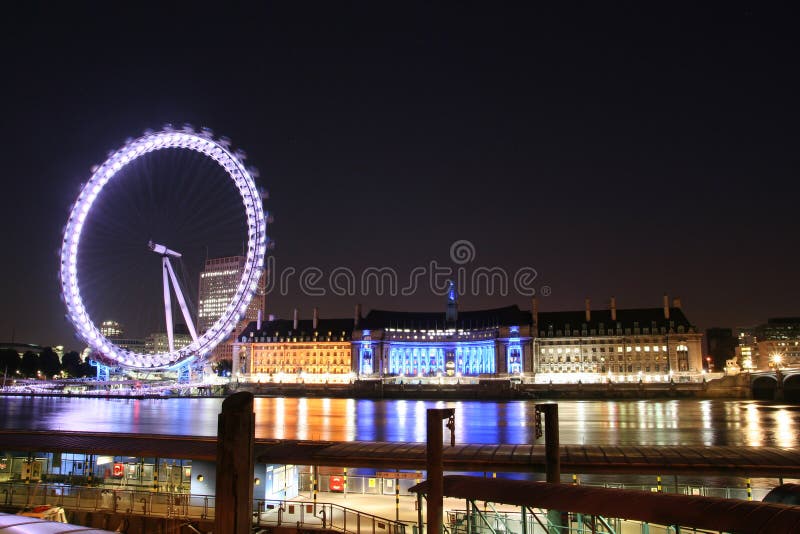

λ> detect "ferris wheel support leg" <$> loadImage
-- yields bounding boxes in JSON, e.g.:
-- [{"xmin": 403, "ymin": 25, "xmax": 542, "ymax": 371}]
[
  {"xmin": 164, "ymin": 257, "xmax": 199, "ymax": 343},
  {"xmin": 89, "ymin": 359, "xmax": 110, "ymax": 382},
  {"xmin": 176, "ymin": 361, "xmax": 191, "ymax": 383},
  {"xmin": 163, "ymin": 257, "xmax": 175, "ymax": 353}
]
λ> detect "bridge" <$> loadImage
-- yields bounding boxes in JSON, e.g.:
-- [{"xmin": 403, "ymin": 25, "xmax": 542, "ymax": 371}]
[{"xmin": 750, "ymin": 368, "xmax": 800, "ymax": 401}]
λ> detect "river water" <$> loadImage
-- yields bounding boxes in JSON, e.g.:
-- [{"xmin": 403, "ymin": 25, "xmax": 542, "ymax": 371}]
[
  {"xmin": 0, "ymin": 397, "xmax": 796, "ymax": 489},
  {"xmin": 0, "ymin": 396, "xmax": 796, "ymax": 446}
]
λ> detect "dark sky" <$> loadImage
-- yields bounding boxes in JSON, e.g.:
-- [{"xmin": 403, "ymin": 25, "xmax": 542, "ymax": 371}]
[{"xmin": 2, "ymin": 3, "xmax": 798, "ymax": 350}]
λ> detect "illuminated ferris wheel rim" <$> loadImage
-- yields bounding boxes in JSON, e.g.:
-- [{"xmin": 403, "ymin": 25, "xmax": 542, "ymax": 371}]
[{"xmin": 59, "ymin": 127, "xmax": 268, "ymax": 369}]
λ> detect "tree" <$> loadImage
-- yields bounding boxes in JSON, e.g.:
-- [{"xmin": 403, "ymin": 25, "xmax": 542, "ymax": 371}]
[
  {"xmin": 62, "ymin": 351, "xmax": 82, "ymax": 377},
  {"xmin": 0, "ymin": 349, "xmax": 21, "ymax": 378},
  {"xmin": 39, "ymin": 348, "xmax": 62, "ymax": 379},
  {"xmin": 76, "ymin": 361, "xmax": 95, "ymax": 378},
  {"xmin": 213, "ymin": 359, "xmax": 232, "ymax": 376},
  {"xmin": 19, "ymin": 351, "xmax": 39, "ymax": 378}
]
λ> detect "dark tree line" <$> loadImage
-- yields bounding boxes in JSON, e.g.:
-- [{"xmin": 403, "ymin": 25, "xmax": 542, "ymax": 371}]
[{"xmin": 0, "ymin": 348, "xmax": 94, "ymax": 380}]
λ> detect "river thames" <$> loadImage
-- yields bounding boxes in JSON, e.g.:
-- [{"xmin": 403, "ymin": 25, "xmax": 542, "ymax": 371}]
[{"xmin": 0, "ymin": 396, "xmax": 796, "ymax": 448}]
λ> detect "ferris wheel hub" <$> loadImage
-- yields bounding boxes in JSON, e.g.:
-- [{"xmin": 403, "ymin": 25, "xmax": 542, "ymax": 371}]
[{"xmin": 148, "ymin": 240, "xmax": 182, "ymax": 258}]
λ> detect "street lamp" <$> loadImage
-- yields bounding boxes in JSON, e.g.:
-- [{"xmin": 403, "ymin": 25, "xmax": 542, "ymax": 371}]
[{"xmin": 771, "ymin": 353, "xmax": 783, "ymax": 369}]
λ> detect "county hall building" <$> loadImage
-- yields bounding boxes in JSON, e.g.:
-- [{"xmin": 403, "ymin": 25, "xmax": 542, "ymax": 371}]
[{"xmin": 233, "ymin": 290, "xmax": 704, "ymax": 383}]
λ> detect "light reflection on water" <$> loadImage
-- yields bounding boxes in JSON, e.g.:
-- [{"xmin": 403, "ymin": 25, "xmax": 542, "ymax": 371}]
[{"xmin": 0, "ymin": 397, "xmax": 798, "ymax": 449}]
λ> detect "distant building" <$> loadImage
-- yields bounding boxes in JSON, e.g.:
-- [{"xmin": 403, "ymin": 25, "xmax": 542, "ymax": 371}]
[
  {"xmin": 233, "ymin": 309, "xmax": 354, "ymax": 382},
  {"xmin": 145, "ymin": 324, "xmax": 192, "ymax": 354},
  {"xmin": 754, "ymin": 318, "xmax": 800, "ymax": 369},
  {"xmin": 353, "ymin": 284, "xmax": 531, "ymax": 378},
  {"xmin": 533, "ymin": 296, "xmax": 704, "ymax": 382},
  {"xmin": 198, "ymin": 256, "xmax": 267, "ymax": 361},
  {"xmin": 232, "ymin": 293, "xmax": 705, "ymax": 383},
  {"xmin": 734, "ymin": 327, "xmax": 757, "ymax": 371},
  {"xmin": 100, "ymin": 320, "xmax": 124, "ymax": 338},
  {"xmin": 96, "ymin": 319, "xmax": 146, "ymax": 355}
]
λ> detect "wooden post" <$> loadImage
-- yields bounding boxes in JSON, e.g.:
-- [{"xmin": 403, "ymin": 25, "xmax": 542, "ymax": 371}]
[
  {"xmin": 539, "ymin": 404, "xmax": 560, "ymax": 483},
  {"xmin": 417, "ymin": 492, "xmax": 424, "ymax": 534},
  {"xmin": 537, "ymin": 403, "xmax": 562, "ymax": 532},
  {"xmin": 426, "ymin": 408, "xmax": 455, "ymax": 534},
  {"xmin": 215, "ymin": 391, "xmax": 255, "ymax": 534},
  {"xmin": 313, "ymin": 465, "xmax": 319, "ymax": 510}
]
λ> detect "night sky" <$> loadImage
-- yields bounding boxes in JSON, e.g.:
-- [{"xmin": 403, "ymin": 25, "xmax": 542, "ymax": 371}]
[{"xmin": 2, "ymin": 3, "xmax": 798, "ymax": 350}]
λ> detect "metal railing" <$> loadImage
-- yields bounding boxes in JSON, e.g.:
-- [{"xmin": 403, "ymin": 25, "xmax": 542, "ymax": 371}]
[
  {"xmin": 299, "ymin": 472, "xmax": 772, "ymax": 502},
  {"xmin": 446, "ymin": 508, "xmax": 723, "ymax": 534},
  {"xmin": 1, "ymin": 481, "xmax": 215, "ymax": 520},
  {"xmin": 1, "ymin": 482, "xmax": 407, "ymax": 533},
  {"xmin": 0, "ymin": 477, "xmax": 770, "ymax": 534},
  {"xmin": 254, "ymin": 498, "xmax": 408, "ymax": 534}
]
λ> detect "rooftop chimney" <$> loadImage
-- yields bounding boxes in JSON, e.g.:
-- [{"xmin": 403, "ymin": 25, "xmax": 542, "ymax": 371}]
[
  {"xmin": 673, "ymin": 297, "xmax": 682, "ymax": 309},
  {"xmin": 585, "ymin": 298, "xmax": 591, "ymax": 322},
  {"xmin": 532, "ymin": 297, "xmax": 539, "ymax": 333},
  {"xmin": 610, "ymin": 296, "xmax": 617, "ymax": 322},
  {"xmin": 257, "ymin": 309, "xmax": 262, "ymax": 331},
  {"xmin": 354, "ymin": 303, "xmax": 361, "ymax": 328},
  {"xmin": 663, "ymin": 294, "xmax": 670, "ymax": 320},
  {"xmin": 313, "ymin": 307, "xmax": 319, "ymax": 330},
  {"xmin": 293, "ymin": 308, "xmax": 299, "ymax": 330}
]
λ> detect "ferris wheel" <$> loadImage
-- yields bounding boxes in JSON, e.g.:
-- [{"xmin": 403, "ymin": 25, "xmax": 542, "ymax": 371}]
[{"xmin": 59, "ymin": 126, "xmax": 269, "ymax": 370}]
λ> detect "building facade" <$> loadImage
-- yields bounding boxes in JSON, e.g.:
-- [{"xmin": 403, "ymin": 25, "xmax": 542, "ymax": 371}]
[
  {"xmin": 352, "ymin": 294, "xmax": 703, "ymax": 382},
  {"xmin": 231, "ymin": 294, "xmax": 705, "ymax": 383},
  {"xmin": 197, "ymin": 256, "xmax": 266, "ymax": 334},
  {"xmin": 145, "ymin": 325, "xmax": 193, "ymax": 354},
  {"xmin": 533, "ymin": 297, "xmax": 704, "ymax": 382},
  {"xmin": 734, "ymin": 327, "xmax": 757, "ymax": 371},
  {"xmin": 233, "ymin": 311, "xmax": 354, "ymax": 382},
  {"xmin": 198, "ymin": 256, "xmax": 267, "ymax": 361},
  {"xmin": 100, "ymin": 320, "xmax": 124, "ymax": 338},
  {"xmin": 352, "ymin": 288, "xmax": 533, "ymax": 378},
  {"xmin": 753, "ymin": 318, "xmax": 800, "ymax": 370}
]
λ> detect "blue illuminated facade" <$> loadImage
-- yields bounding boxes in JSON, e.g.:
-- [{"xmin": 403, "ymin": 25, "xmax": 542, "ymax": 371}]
[
  {"xmin": 352, "ymin": 287, "xmax": 532, "ymax": 377},
  {"xmin": 506, "ymin": 327, "xmax": 523, "ymax": 374},
  {"xmin": 355, "ymin": 323, "xmax": 528, "ymax": 378},
  {"xmin": 384, "ymin": 340, "xmax": 496, "ymax": 376}
]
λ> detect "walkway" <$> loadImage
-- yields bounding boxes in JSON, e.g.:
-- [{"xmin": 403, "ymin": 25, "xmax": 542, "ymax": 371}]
[{"xmin": 3, "ymin": 430, "xmax": 799, "ymax": 477}]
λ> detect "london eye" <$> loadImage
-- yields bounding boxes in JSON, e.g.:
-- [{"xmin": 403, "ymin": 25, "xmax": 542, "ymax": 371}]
[{"xmin": 59, "ymin": 126, "xmax": 269, "ymax": 370}]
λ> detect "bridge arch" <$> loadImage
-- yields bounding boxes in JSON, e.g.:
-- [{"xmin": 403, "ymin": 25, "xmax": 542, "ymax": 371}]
[
  {"xmin": 782, "ymin": 374, "xmax": 800, "ymax": 402},
  {"xmin": 752, "ymin": 375, "xmax": 779, "ymax": 400}
]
